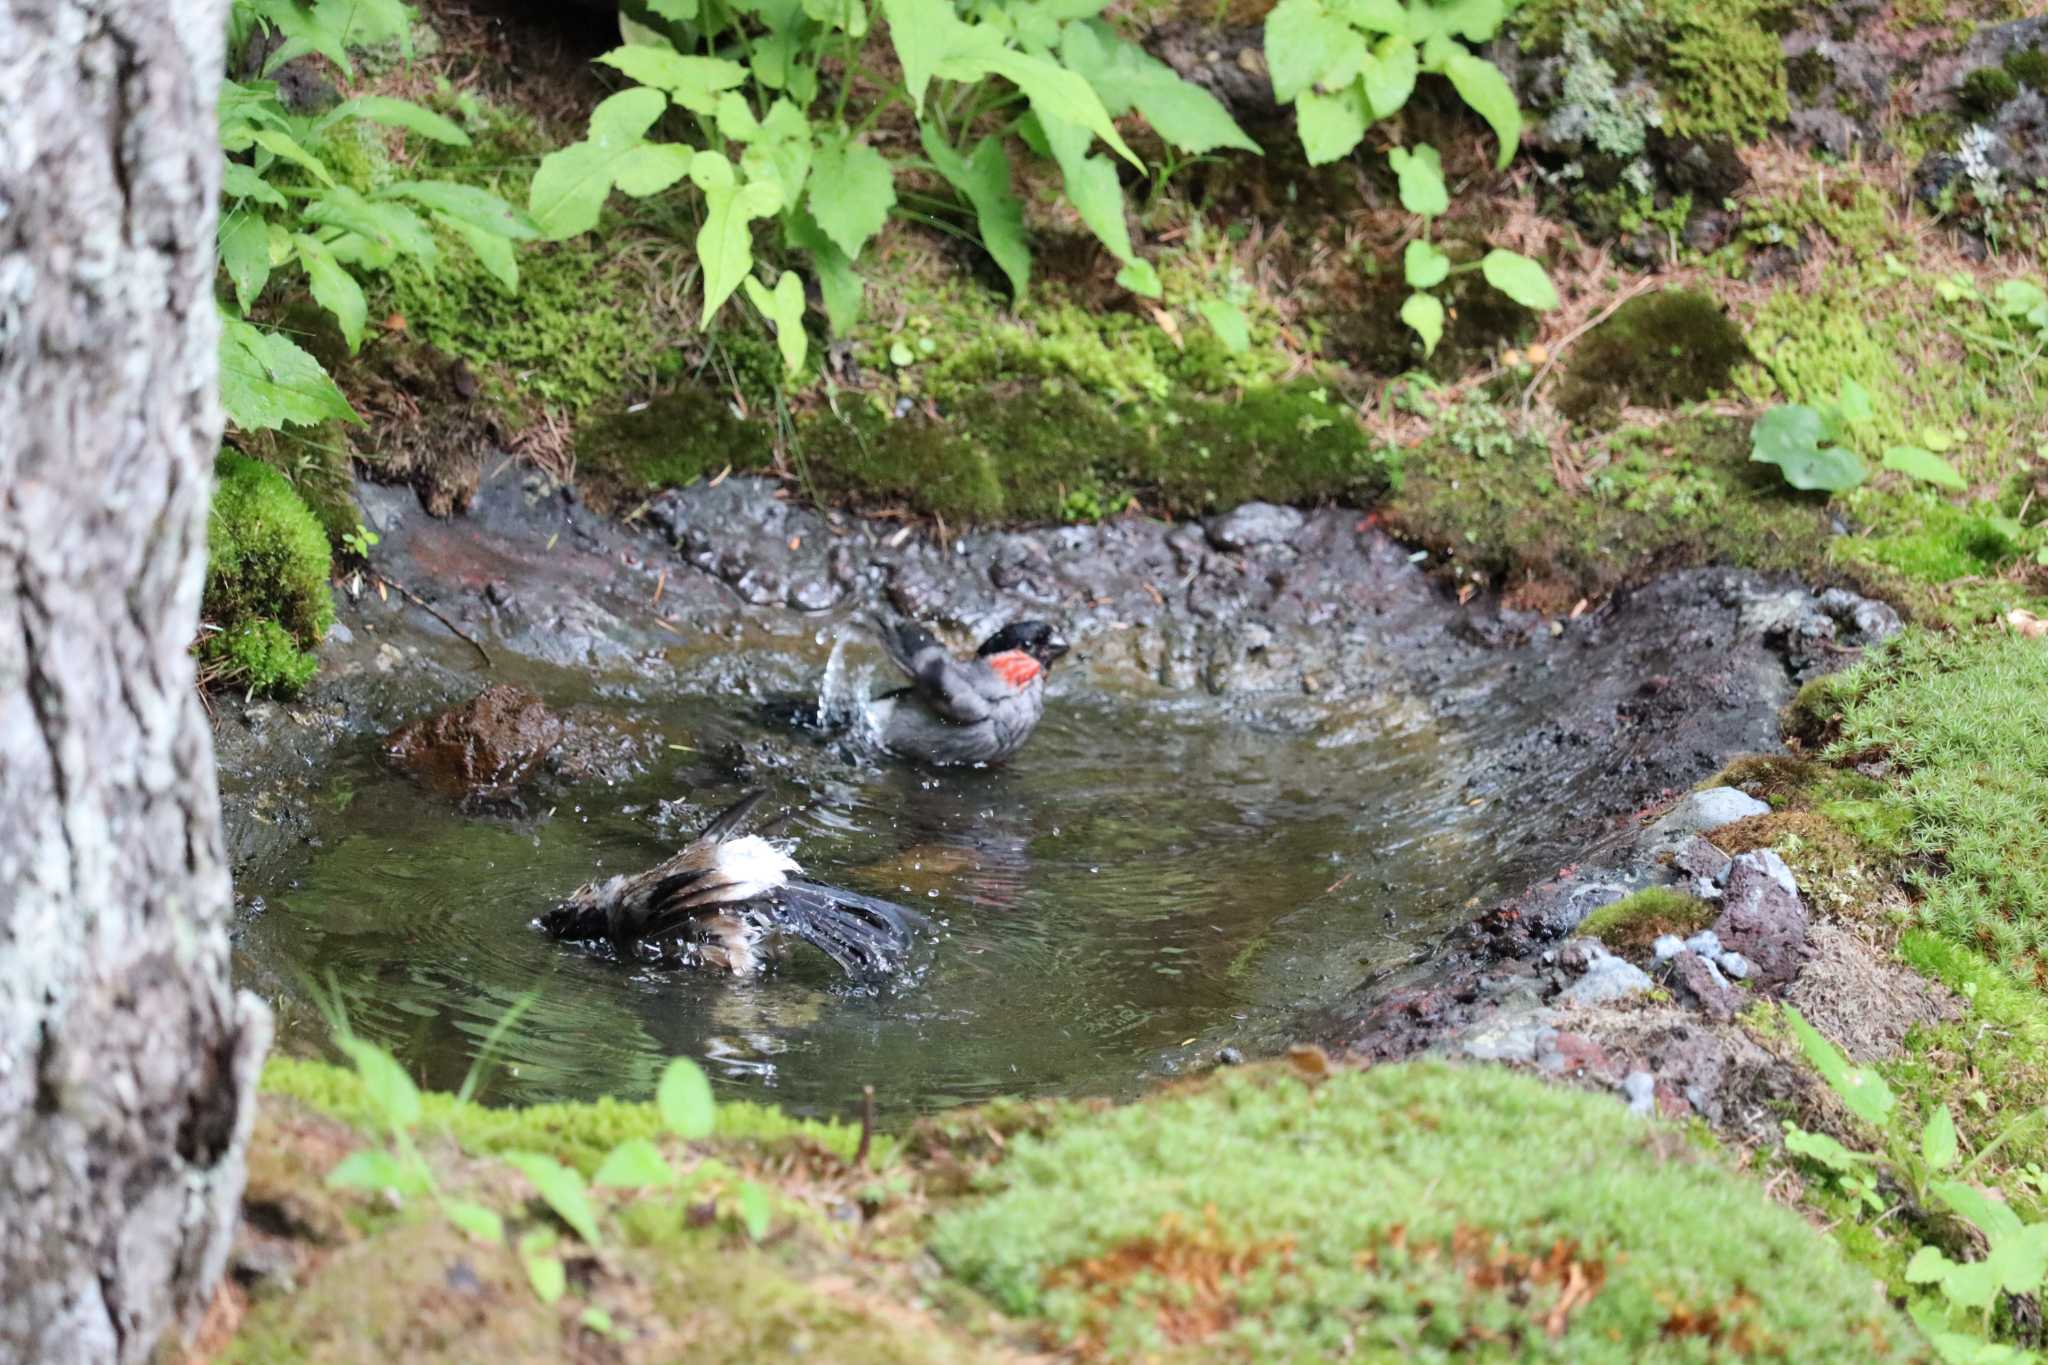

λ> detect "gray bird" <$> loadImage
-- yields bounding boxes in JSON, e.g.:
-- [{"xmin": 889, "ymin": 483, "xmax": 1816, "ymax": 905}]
[
  {"xmin": 538, "ymin": 791, "xmax": 921, "ymax": 978},
  {"xmin": 765, "ymin": 617, "xmax": 1069, "ymax": 767}
]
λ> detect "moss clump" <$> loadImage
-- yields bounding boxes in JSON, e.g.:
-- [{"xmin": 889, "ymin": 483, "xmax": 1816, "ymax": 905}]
[
  {"xmin": 203, "ymin": 452, "xmax": 335, "ymax": 698},
  {"xmin": 2005, "ymin": 47, "xmax": 2048, "ymax": 92},
  {"xmin": 1556, "ymin": 289, "xmax": 1750, "ymax": 423},
  {"xmin": 574, "ymin": 388, "xmax": 779, "ymax": 495},
  {"xmin": 1831, "ymin": 497, "xmax": 2020, "ymax": 584},
  {"xmin": 1815, "ymin": 628, "xmax": 2048, "ymax": 969},
  {"xmin": 1960, "ymin": 66, "xmax": 2022, "ymax": 116},
  {"xmin": 1577, "ymin": 886, "xmax": 1718, "ymax": 953},
  {"xmin": 933, "ymin": 1063, "xmax": 1915, "ymax": 1360}
]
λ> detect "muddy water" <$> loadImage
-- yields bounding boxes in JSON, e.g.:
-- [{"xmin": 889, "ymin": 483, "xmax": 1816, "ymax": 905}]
[{"xmin": 234, "ymin": 667, "xmax": 1567, "ymax": 1123}]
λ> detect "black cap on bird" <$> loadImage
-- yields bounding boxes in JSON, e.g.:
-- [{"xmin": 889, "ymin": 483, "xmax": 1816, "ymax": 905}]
[{"xmin": 538, "ymin": 791, "xmax": 923, "ymax": 979}]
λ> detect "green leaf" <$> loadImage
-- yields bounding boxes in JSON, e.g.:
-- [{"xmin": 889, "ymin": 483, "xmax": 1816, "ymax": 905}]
[
  {"xmin": 1405, "ymin": 0, "xmax": 1505, "ymax": 45},
  {"xmin": 1264, "ymin": 0, "xmax": 1353, "ymax": 105},
  {"xmin": 882, "ymin": 0, "xmax": 958, "ymax": 115},
  {"xmin": 807, "ymin": 136, "xmax": 896, "ymax": 260},
  {"xmin": 657, "ymin": 1057, "xmax": 717, "ymax": 1138},
  {"xmin": 439, "ymin": 217, "xmax": 519, "ymax": 290},
  {"xmin": 326, "ymin": 1149, "xmax": 425, "ymax": 1194},
  {"xmin": 219, "ymin": 317, "xmax": 360, "ymax": 431},
  {"xmin": 444, "ymin": 1200, "xmax": 505, "ymax": 1245},
  {"xmin": 1783, "ymin": 1006, "xmax": 1894, "ymax": 1125},
  {"xmin": 1331, "ymin": 0, "xmax": 1406, "ymax": 30},
  {"xmin": 528, "ymin": 87, "xmax": 673, "ymax": 239},
  {"xmin": 1933, "ymin": 1180, "xmax": 2025, "ymax": 1245},
  {"xmin": 1750, "ymin": 407, "xmax": 1867, "ymax": 493},
  {"xmin": 1922, "ymin": 1103, "xmax": 1961, "ymax": 1172},
  {"xmin": 1297, "ymin": 84, "xmax": 1371, "ymax": 165},
  {"xmin": 649, "ymin": 0, "xmax": 699, "ymax": 18},
  {"xmin": 1402, "ymin": 238, "xmax": 1450, "ymax": 288},
  {"xmin": 318, "ymin": 95, "xmax": 470, "ymax": 146},
  {"xmin": 697, "ymin": 174, "xmax": 781, "ymax": 325},
  {"xmin": 1040, "ymin": 116, "xmax": 1135, "ymax": 265},
  {"xmin": 522, "ymin": 1251, "xmax": 567, "ymax": 1305},
  {"xmin": 336, "ymin": 1036, "xmax": 420, "ymax": 1129},
  {"xmin": 221, "ymin": 161, "xmax": 288, "ymax": 207},
  {"xmin": 304, "ymin": 187, "xmax": 437, "ymax": 266},
  {"xmin": 734, "ymin": 1180, "xmax": 774, "ymax": 1241},
  {"xmin": 592, "ymin": 1137, "xmax": 676, "ymax": 1189},
  {"xmin": 784, "ymin": 209, "xmax": 863, "ymax": 334},
  {"xmin": 745, "ymin": 271, "xmax": 810, "ymax": 375},
  {"xmin": 1782, "ymin": 1123, "xmax": 1869, "ymax": 1174},
  {"xmin": 1361, "ymin": 35, "xmax": 1418, "ymax": 118},
  {"xmin": 220, "ymin": 210, "xmax": 274, "ymax": 313},
  {"xmin": 923, "ymin": 129, "xmax": 1030, "ymax": 300},
  {"xmin": 1883, "ymin": 445, "xmax": 1967, "ymax": 491},
  {"xmin": 1400, "ymin": 291, "xmax": 1444, "ymax": 356},
  {"xmin": 1387, "ymin": 144, "xmax": 1448, "ymax": 217},
  {"xmin": 1836, "ymin": 376, "xmax": 1874, "ymax": 423},
  {"xmin": 737, "ymin": 101, "xmax": 815, "ymax": 213},
  {"xmin": 1905, "ymin": 1246, "xmax": 1955, "ymax": 1285},
  {"xmin": 1993, "ymin": 278, "xmax": 2048, "ymax": 321},
  {"xmin": 1442, "ymin": 52, "xmax": 1520, "ymax": 168},
  {"xmin": 250, "ymin": 127, "xmax": 334, "ymax": 185},
  {"xmin": 1058, "ymin": 23, "xmax": 1258, "ymax": 155},
  {"xmin": 1116, "ymin": 259, "xmax": 1162, "ymax": 297},
  {"xmin": 293, "ymin": 234, "xmax": 367, "ymax": 352},
  {"xmin": 1197, "ymin": 298, "xmax": 1251, "ymax": 353},
  {"xmin": 389, "ymin": 181, "xmax": 540, "ymax": 240},
  {"xmin": 983, "ymin": 50, "xmax": 1141, "ymax": 168},
  {"xmin": 503, "ymin": 1152, "xmax": 603, "ymax": 1246},
  {"xmin": 1480, "ymin": 248, "xmax": 1558, "ymax": 310},
  {"xmin": 597, "ymin": 45, "xmax": 748, "ymax": 113}
]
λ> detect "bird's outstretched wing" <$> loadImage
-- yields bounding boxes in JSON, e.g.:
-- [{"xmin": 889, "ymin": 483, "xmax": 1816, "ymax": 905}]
[{"xmin": 872, "ymin": 615, "xmax": 991, "ymax": 724}]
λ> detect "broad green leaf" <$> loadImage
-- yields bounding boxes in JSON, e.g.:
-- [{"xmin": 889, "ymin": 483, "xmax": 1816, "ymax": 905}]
[
  {"xmin": 922, "ymin": 128, "xmax": 1030, "ymax": 300},
  {"xmin": 1932, "ymin": 1180, "xmax": 2025, "ymax": 1245},
  {"xmin": 745, "ymin": 270, "xmax": 811, "ymax": 375},
  {"xmin": 1297, "ymin": 84, "xmax": 1371, "ymax": 165},
  {"xmin": 388, "ymin": 181, "xmax": 540, "ymax": 239},
  {"xmin": 1993, "ymin": 278, "xmax": 2048, "ymax": 321},
  {"xmin": 716, "ymin": 92, "xmax": 762, "ymax": 141},
  {"xmin": 1405, "ymin": 0, "xmax": 1505, "ymax": 44},
  {"xmin": 613, "ymin": 142, "xmax": 695, "ymax": 197},
  {"xmin": 807, "ymin": 136, "xmax": 896, "ymax": 260},
  {"xmin": 219, "ymin": 317, "xmax": 360, "ymax": 431},
  {"xmin": 1196, "ymin": 298, "xmax": 1250, "ymax": 353},
  {"xmin": 657, "ymin": 1056, "xmax": 717, "ymax": 1138},
  {"xmin": 261, "ymin": 0, "xmax": 412, "ymax": 76},
  {"xmin": 1331, "ymin": 0, "xmax": 1405, "ymax": 31},
  {"xmin": 1481, "ymin": 249, "xmax": 1558, "ymax": 310},
  {"xmin": 751, "ymin": 27, "xmax": 801, "ymax": 89},
  {"xmin": 593, "ymin": 1137, "xmax": 676, "ymax": 1188},
  {"xmin": 220, "ymin": 210, "xmax": 273, "ymax": 312},
  {"xmin": 1403, "ymin": 238, "xmax": 1450, "ymax": 288},
  {"xmin": 503, "ymin": 1152, "xmax": 603, "ymax": 1245},
  {"xmin": 1922, "ymin": 1103, "xmax": 1961, "ymax": 1171},
  {"xmin": 1401, "ymin": 291, "xmax": 1444, "ymax": 356},
  {"xmin": 250, "ymin": 127, "xmax": 334, "ymax": 185},
  {"xmin": 529, "ymin": 87, "xmax": 671, "ymax": 239},
  {"xmin": 1116, "ymin": 259, "xmax": 1162, "ymax": 297},
  {"xmin": 1883, "ymin": 445, "xmax": 1966, "ymax": 491},
  {"xmin": 445, "ymin": 1200, "xmax": 505, "ymax": 1245},
  {"xmin": 1387, "ymin": 144, "xmax": 1447, "ymax": 217},
  {"xmin": 1059, "ymin": 22, "xmax": 1260, "ymax": 155},
  {"xmin": 522, "ymin": 1251, "xmax": 567, "ymax": 1304},
  {"xmin": 698, "ymin": 178, "xmax": 781, "ymax": 324},
  {"xmin": 1040, "ymin": 115, "xmax": 1134, "ymax": 264},
  {"xmin": 784, "ymin": 209, "xmax": 863, "ymax": 334},
  {"xmin": 1443, "ymin": 52, "xmax": 1520, "ymax": 169},
  {"xmin": 649, "ymin": 0, "xmax": 699, "ymax": 18},
  {"xmin": 1783, "ymin": 1006, "xmax": 1894, "ymax": 1125},
  {"xmin": 221, "ymin": 161, "xmax": 287, "ymax": 206},
  {"xmin": 326, "ymin": 1149, "xmax": 425, "ymax": 1194},
  {"xmin": 597, "ymin": 45, "xmax": 748, "ymax": 113},
  {"xmin": 1750, "ymin": 407, "xmax": 1867, "ymax": 493},
  {"xmin": 983, "ymin": 50, "xmax": 1140, "ymax": 168},
  {"xmin": 1361, "ymin": 35, "xmax": 1418, "ymax": 118},
  {"xmin": 1264, "ymin": 0, "xmax": 1352, "ymax": 105},
  {"xmin": 1782, "ymin": 1123, "xmax": 1868, "ymax": 1174},
  {"xmin": 1920, "ymin": 426, "xmax": 1956, "ymax": 452},
  {"xmin": 439, "ymin": 216, "xmax": 519, "ymax": 290},
  {"xmin": 336, "ymin": 1036, "xmax": 422, "ymax": 1130},
  {"xmin": 318, "ymin": 95, "xmax": 470, "ymax": 145},
  {"xmin": 1836, "ymin": 375, "xmax": 1874, "ymax": 423},
  {"xmin": 734, "ymin": 1180, "xmax": 774, "ymax": 1240},
  {"xmin": 294, "ymin": 234, "xmax": 367, "ymax": 352},
  {"xmin": 802, "ymin": 0, "xmax": 868, "ymax": 36},
  {"xmin": 739, "ymin": 100, "xmax": 814, "ymax": 211},
  {"xmin": 1905, "ymin": 1245, "xmax": 1954, "ymax": 1284},
  {"xmin": 305, "ymin": 187, "xmax": 437, "ymax": 265},
  {"xmin": 883, "ymin": 0, "xmax": 959, "ymax": 115}
]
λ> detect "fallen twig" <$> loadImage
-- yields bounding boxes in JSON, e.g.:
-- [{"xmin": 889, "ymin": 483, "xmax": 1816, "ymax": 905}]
[{"xmin": 378, "ymin": 574, "xmax": 494, "ymax": 670}]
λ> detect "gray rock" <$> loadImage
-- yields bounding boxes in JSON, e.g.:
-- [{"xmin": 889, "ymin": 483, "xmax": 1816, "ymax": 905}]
[
  {"xmin": 1818, "ymin": 588, "xmax": 1902, "ymax": 645},
  {"xmin": 325, "ymin": 620, "xmax": 354, "ymax": 646},
  {"xmin": 1207, "ymin": 501, "xmax": 1305, "ymax": 551},
  {"xmin": 1684, "ymin": 929, "xmax": 1725, "ymax": 958},
  {"xmin": 1559, "ymin": 946, "xmax": 1655, "ymax": 1008},
  {"xmin": 1671, "ymin": 950, "xmax": 1739, "ymax": 1022},
  {"xmin": 1653, "ymin": 934, "xmax": 1687, "ymax": 961},
  {"xmin": 1720, "ymin": 952, "xmax": 1753, "ymax": 981},
  {"xmin": 1654, "ymin": 787, "xmax": 1770, "ymax": 838},
  {"xmin": 787, "ymin": 576, "xmax": 841, "ymax": 612},
  {"xmin": 1713, "ymin": 849, "xmax": 1808, "ymax": 988},
  {"xmin": 1460, "ymin": 1011, "xmax": 1561, "ymax": 1063},
  {"xmin": 1623, "ymin": 1070, "xmax": 1657, "ymax": 1116},
  {"xmin": 1672, "ymin": 835, "xmax": 1732, "ymax": 884}
]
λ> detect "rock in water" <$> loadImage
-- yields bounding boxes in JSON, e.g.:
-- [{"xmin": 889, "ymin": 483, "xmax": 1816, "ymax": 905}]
[{"xmin": 386, "ymin": 684, "xmax": 563, "ymax": 800}]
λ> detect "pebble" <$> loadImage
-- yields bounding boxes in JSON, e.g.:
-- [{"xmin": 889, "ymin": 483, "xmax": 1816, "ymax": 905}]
[
  {"xmin": 1720, "ymin": 952, "xmax": 1753, "ymax": 980},
  {"xmin": 1655, "ymin": 787, "xmax": 1771, "ymax": 837},
  {"xmin": 1206, "ymin": 501, "xmax": 1305, "ymax": 551},
  {"xmin": 1560, "ymin": 946, "xmax": 1654, "ymax": 1008},
  {"xmin": 1684, "ymin": 929, "xmax": 1725, "ymax": 958},
  {"xmin": 1653, "ymin": 934, "xmax": 1687, "ymax": 961},
  {"xmin": 1217, "ymin": 1046, "xmax": 1244, "ymax": 1066},
  {"xmin": 1623, "ymin": 1071, "xmax": 1657, "ymax": 1116}
]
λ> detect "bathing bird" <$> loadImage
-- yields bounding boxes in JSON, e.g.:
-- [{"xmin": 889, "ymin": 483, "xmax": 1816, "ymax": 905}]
[
  {"xmin": 766, "ymin": 615, "xmax": 1070, "ymax": 767},
  {"xmin": 539, "ymin": 790, "xmax": 921, "ymax": 978}
]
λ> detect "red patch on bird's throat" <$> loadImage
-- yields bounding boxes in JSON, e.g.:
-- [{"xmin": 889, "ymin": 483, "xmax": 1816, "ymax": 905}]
[{"xmin": 988, "ymin": 650, "xmax": 1041, "ymax": 687}]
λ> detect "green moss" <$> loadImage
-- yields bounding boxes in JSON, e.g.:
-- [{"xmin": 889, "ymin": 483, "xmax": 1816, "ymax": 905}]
[
  {"xmin": 2005, "ymin": 46, "xmax": 2048, "ymax": 92},
  {"xmin": 574, "ymin": 388, "xmax": 779, "ymax": 493},
  {"xmin": 933, "ymin": 1063, "xmax": 1915, "ymax": 1359},
  {"xmin": 261, "ymin": 1056, "xmax": 886, "ymax": 1172},
  {"xmin": 1577, "ymin": 886, "xmax": 1718, "ymax": 953},
  {"xmin": 1818, "ymin": 628, "xmax": 2048, "ymax": 970},
  {"xmin": 1831, "ymin": 496, "xmax": 2021, "ymax": 584},
  {"xmin": 1960, "ymin": 66, "xmax": 2021, "ymax": 116},
  {"xmin": 1661, "ymin": 0, "xmax": 1791, "ymax": 140},
  {"xmin": 203, "ymin": 452, "xmax": 334, "ymax": 698},
  {"xmin": 1556, "ymin": 289, "xmax": 1751, "ymax": 423},
  {"xmin": 1786, "ymin": 49, "xmax": 1835, "ymax": 101}
]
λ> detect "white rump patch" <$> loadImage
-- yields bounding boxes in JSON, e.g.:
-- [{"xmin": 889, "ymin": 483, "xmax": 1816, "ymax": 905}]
[{"xmin": 711, "ymin": 835, "xmax": 801, "ymax": 901}]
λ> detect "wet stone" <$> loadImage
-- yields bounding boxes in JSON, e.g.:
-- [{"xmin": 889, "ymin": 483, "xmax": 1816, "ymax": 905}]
[
  {"xmin": 1713, "ymin": 850, "xmax": 1809, "ymax": 989},
  {"xmin": 1207, "ymin": 501, "xmax": 1305, "ymax": 551},
  {"xmin": 787, "ymin": 576, "xmax": 841, "ymax": 612},
  {"xmin": 385, "ymin": 684, "xmax": 563, "ymax": 800}
]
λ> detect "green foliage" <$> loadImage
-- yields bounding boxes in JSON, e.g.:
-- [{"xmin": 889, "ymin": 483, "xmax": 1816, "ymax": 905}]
[
  {"xmin": 934, "ymin": 1063, "xmax": 1915, "ymax": 1359},
  {"xmin": 217, "ymin": 0, "xmax": 536, "ymax": 432},
  {"xmin": 1575, "ymin": 886, "xmax": 1716, "ymax": 955},
  {"xmin": 1387, "ymin": 143, "xmax": 1558, "ymax": 352},
  {"xmin": 202, "ymin": 452, "xmax": 335, "ymax": 697},
  {"xmin": 1556, "ymin": 288, "xmax": 1749, "ymax": 423},
  {"xmin": 1750, "ymin": 379, "xmax": 1872, "ymax": 493},
  {"xmin": 1960, "ymin": 67, "xmax": 2021, "ymax": 118}
]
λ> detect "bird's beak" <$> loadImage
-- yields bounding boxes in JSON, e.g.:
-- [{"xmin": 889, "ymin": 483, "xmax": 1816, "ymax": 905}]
[{"xmin": 1047, "ymin": 634, "xmax": 1071, "ymax": 661}]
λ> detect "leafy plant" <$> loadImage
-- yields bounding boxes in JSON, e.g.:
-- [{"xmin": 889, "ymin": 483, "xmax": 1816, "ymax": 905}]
[
  {"xmin": 1781, "ymin": 1006, "xmax": 2048, "ymax": 1361},
  {"xmin": 217, "ymin": 0, "xmax": 538, "ymax": 431},
  {"xmin": 526, "ymin": 0, "xmax": 1256, "ymax": 372},
  {"xmin": 1749, "ymin": 378, "xmax": 1872, "ymax": 492}
]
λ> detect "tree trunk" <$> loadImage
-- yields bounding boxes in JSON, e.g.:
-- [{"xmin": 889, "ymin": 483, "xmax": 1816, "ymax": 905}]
[{"xmin": 0, "ymin": 2, "xmax": 272, "ymax": 1361}]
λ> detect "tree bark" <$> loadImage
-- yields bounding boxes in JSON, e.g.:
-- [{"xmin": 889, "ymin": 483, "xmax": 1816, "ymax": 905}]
[{"xmin": 0, "ymin": 2, "xmax": 271, "ymax": 1361}]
